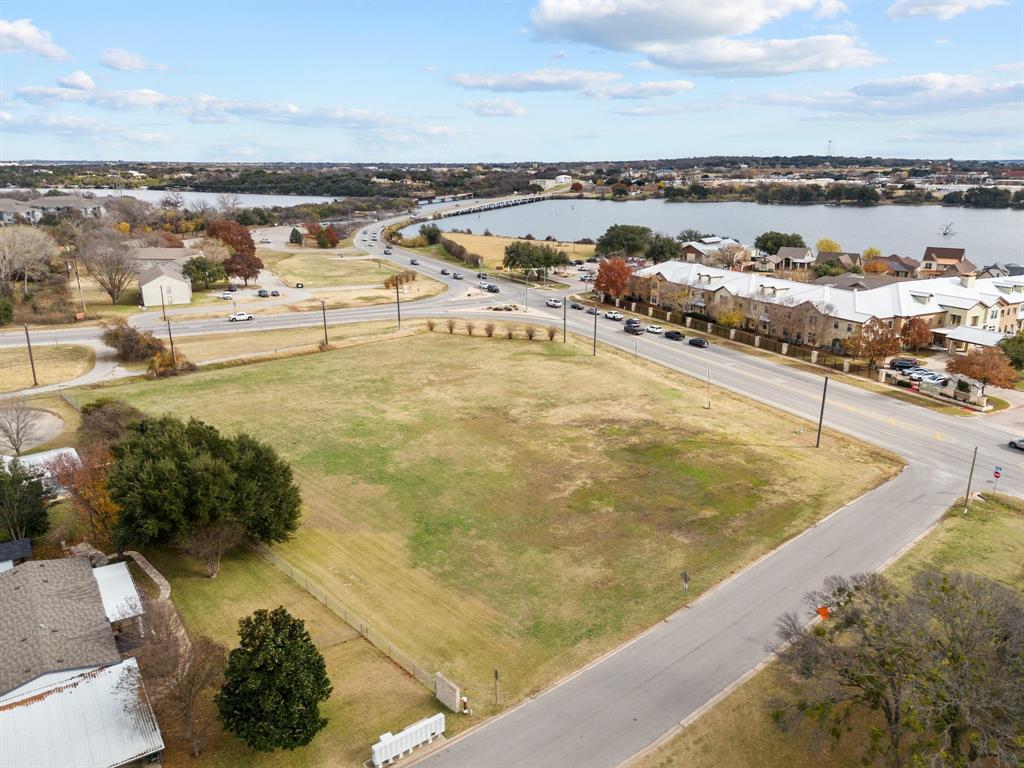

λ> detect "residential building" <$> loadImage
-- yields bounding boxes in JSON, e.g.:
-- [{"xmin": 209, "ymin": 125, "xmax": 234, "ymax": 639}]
[
  {"xmin": 811, "ymin": 273, "xmax": 907, "ymax": 290},
  {"xmin": 918, "ymin": 246, "xmax": 967, "ymax": 277},
  {"xmin": 881, "ymin": 254, "xmax": 920, "ymax": 278},
  {"xmin": 1, "ymin": 447, "xmax": 80, "ymax": 493},
  {"xmin": 554, "ymin": 174, "xmax": 572, "ymax": 185},
  {"xmin": 678, "ymin": 236, "xmax": 744, "ymax": 265},
  {"xmin": 769, "ymin": 246, "xmax": 815, "ymax": 271},
  {"xmin": 0, "ymin": 539, "xmax": 31, "ymax": 573},
  {"xmin": 0, "ymin": 199, "xmax": 43, "ymax": 225},
  {"xmin": 27, "ymin": 195, "xmax": 110, "ymax": 219},
  {"xmin": 131, "ymin": 245, "xmax": 197, "ymax": 270},
  {"xmin": 815, "ymin": 251, "xmax": 863, "ymax": 270},
  {"xmin": 138, "ymin": 264, "xmax": 192, "ymax": 307}
]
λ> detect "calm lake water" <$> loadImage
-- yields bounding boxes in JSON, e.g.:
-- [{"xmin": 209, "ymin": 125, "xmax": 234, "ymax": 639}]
[
  {"xmin": 46, "ymin": 188, "xmax": 338, "ymax": 208},
  {"xmin": 409, "ymin": 199, "xmax": 1024, "ymax": 261}
]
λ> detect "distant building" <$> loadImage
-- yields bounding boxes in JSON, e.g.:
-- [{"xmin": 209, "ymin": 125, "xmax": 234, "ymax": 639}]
[
  {"xmin": 0, "ymin": 200, "xmax": 42, "ymax": 225},
  {"xmin": 815, "ymin": 251, "xmax": 863, "ymax": 270},
  {"xmin": 760, "ymin": 246, "xmax": 815, "ymax": 271},
  {"xmin": 554, "ymin": 174, "xmax": 572, "ymax": 185},
  {"xmin": 27, "ymin": 195, "xmax": 110, "ymax": 218},
  {"xmin": 918, "ymin": 246, "xmax": 967, "ymax": 277},
  {"xmin": 678, "ymin": 236, "xmax": 743, "ymax": 265},
  {"xmin": 138, "ymin": 264, "xmax": 192, "ymax": 307},
  {"xmin": 881, "ymin": 254, "xmax": 921, "ymax": 278}
]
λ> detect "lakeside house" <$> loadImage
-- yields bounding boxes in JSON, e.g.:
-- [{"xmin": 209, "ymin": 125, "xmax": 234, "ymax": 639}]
[
  {"xmin": 138, "ymin": 264, "xmax": 192, "ymax": 307},
  {"xmin": 918, "ymin": 246, "xmax": 968, "ymax": 277}
]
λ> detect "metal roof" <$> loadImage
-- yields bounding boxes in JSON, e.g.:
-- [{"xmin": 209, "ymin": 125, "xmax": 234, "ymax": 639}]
[
  {"xmin": 91, "ymin": 563, "xmax": 143, "ymax": 623},
  {"xmin": 0, "ymin": 658, "xmax": 164, "ymax": 768}
]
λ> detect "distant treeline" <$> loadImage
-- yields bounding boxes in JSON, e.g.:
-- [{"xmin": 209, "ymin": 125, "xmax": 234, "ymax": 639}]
[{"xmin": 664, "ymin": 182, "xmax": 881, "ymax": 205}]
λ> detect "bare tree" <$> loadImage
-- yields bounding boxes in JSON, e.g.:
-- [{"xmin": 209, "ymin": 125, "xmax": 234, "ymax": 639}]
[
  {"xmin": 134, "ymin": 600, "xmax": 226, "ymax": 758},
  {"xmin": 81, "ymin": 230, "xmax": 138, "ymax": 303},
  {"xmin": 446, "ymin": 318, "xmax": 457, "ymax": 334},
  {"xmin": 710, "ymin": 243, "xmax": 748, "ymax": 271},
  {"xmin": 216, "ymin": 193, "xmax": 241, "ymax": 218},
  {"xmin": 0, "ymin": 399, "xmax": 42, "ymax": 455},
  {"xmin": 465, "ymin": 320, "xmax": 476, "ymax": 336},
  {"xmin": 160, "ymin": 191, "xmax": 185, "ymax": 210},
  {"xmin": 180, "ymin": 522, "xmax": 243, "ymax": 579},
  {"xmin": 484, "ymin": 322, "xmax": 496, "ymax": 337},
  {"xmin": 105, "ymin": 197, "xmax": 153, "ymax": 231},
  {"xmin": 0, "ymin": 226, "xmax": 57, "ymax": 297}
]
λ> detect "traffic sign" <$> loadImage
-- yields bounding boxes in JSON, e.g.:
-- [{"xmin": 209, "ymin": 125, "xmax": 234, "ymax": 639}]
[{"xmin": 994, "ymin": 471, "xmax": 1002, "ymax": 479}]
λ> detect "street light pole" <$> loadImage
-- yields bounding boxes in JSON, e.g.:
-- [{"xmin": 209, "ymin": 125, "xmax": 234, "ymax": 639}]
[
  {"xmin": 166, "ymin": 320, "xmax": 176, "ymax": 364},
  {"xmin": 815, "ymin": 376, "xmax": 829, "ymax": 448},
  {"xmin": 71, "ymin": 256, "xmax": 86, "ymax": 314}
]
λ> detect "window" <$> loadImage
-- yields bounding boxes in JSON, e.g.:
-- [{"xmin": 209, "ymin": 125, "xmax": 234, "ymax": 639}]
[
  {"xmin": 846, "ymin": 324, "xmax": 852, "ymax": 333},
  {"xmin": 833, "ymin": 321, "xmax": 839, "ymax": 330},
  {"xmin": 970, "ymin": 316, "xmax": 979, "ymax": 326}
]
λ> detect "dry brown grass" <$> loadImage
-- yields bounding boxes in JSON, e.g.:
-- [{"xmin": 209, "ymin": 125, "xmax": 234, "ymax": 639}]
[
  {"xmin": 444, "ymin": 232, "xmax": 596, "ymax": 269},
  {"xmin": 0, "ymin": 344, "xmax": 94, "ymax": 392}
]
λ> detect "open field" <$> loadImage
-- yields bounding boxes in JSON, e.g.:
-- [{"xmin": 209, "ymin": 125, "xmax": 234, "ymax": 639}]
[
  {"xmin": 443, "ymin": 232, "xmax": 596, "ymax": 269},
  {"xmin": 1, "ymin": 344, "xmax": 94, "ymax": 392},
  {"xmin": 147, "ymin": 548, "xmax": 439, "ymax": 768},
  {"xmin": 636, "ymin": 493, "xmax": 1024, "ymax": 768},
  {"xmin": 173, "ymin": 320, "xmax": 410, "ymax": 363},
  {"xmin": 258, "ymin": 249, "xmax": 403, "ymax": 287},
  {"xmin": 76, "ymin": 330, "xmax": 899, "ymax": 717}
]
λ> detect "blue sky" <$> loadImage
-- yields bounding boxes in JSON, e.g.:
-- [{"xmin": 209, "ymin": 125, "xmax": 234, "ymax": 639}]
[{"xmin": 1, "ymin": 0, "xmax": 1021, "ymax": 162}]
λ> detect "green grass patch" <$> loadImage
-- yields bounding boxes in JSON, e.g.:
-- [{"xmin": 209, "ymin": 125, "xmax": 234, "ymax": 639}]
[
  {"xmin": 75, "ymin": 331, "xmax": 898, "ymax": 715},
  {"xmin": 259, "ymin": 249, "xmax": 404, "ymax": 287}
]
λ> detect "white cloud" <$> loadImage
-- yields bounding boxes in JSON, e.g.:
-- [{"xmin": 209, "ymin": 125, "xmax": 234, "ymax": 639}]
[
  {"xmin": 56, "ymin": 70, "xmax": 95, "ymax": 90},
  {"xmin": 886, "ymin": 0, "xmax": 1007, "ymax": 20},
  {"xmin": 17, "ymin": 85, "xmax": 170, "ymax": 109},
  {"xmin": 3, "ymin": 112, "xmax": 170, "ymax": 143},
  {"xmin": 627, "ymin": 60, "xmax": 657, "ymax": 70},
  {"xmin": 461, "ymin": 98, "xmax": 527, "ymax": 116},
  {"xmin": 450, "ymin": 68, "xmax": 620, "ymax": 92},
  {"xmin": 99, "ymin": 48, "xmax": 168, "ymax": 71},
  {"xmin": 0, "ymin": 18, "xmax": 69, "ymax": 60},
  {"xmin": 528, "ymin": 0, "xmax": 878, "ymax": 77},
  {"xmin": 587, "ymin": 80, "xmax": 693, "ymax": 99},
  {"xmin": 933, "ymin": 37, "xmax": 952, "ymax": 45}
]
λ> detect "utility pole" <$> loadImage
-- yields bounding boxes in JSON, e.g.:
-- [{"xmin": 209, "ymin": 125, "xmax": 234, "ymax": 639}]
[
  {"xmin": 23, "ymin": 324, "xmax": 38, "ymax": 387},
  {"xmin": 562, "ymin": 300, "xmax": 567, "ymax": 343},
  {"xmin": 963, "ymin": 446, "xmax": 978, "ymax": 514},
  {"xmin": 159, "ymin": 285, "xmax": 167, "ymax": 323},
  {"xmin": 704, "ymin": 369, "xmax": 711, "ymax": 409},
  {"xmin": 72, "ymin": 256, "xmax": 86, "ymax": 314},
  {"xmin": 320, "ymin": 300, "xmax": 329, "ymax": 346},
  {"xmin": 394, "ymin": 279, "xmax": 402, "ymax": 329},
  {"xmin": 592, "ymin": 304, "xmax": 598, "ymax": 356},
  {"xmin": 815, "ymin": 376, "xmax": 829, "ymax": 448},
  {"xmin": 166, "ymin": 320, "xmax": 176, "ymax": 364},
  {"xmin": 493, "ymin": 669, "xmax": 499, "ymax": 706}
]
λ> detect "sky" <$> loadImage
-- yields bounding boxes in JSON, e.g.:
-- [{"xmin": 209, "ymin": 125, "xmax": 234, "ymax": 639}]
[{"xmin": 1, "ymin": 0, "xmax": 1021, "ymax": 163}]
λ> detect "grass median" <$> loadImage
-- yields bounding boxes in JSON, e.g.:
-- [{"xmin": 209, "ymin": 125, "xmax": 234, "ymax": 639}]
[
  {"xmin": 1, "ymin": 344, "xmax": 94, "ymax": 392},
  {"xmin": 258, "ymin": 249, "xmax": 403, "ymax": 287},
  {"xmin": 76, "ymin": 329, "xmax": 899, "ymax": 718}
]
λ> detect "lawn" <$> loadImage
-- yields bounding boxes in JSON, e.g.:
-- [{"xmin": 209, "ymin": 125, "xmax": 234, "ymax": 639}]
[
  {"xmin": 259, "ymin": 249, "xmax": 404, "ymax": 287},
  {"xmin": 146, "ymin": 548, "xmax": 438, "ymax": 768},
  {"xmin": 636, "ymin": 493, "xmax": 1024, "ymax": 768},
  {"xmin": 1, "ymin": 344, "xmax": 94, "ymax": 392},
  {"xmin": 76, "ymin": 330, "xmax": 898, "ymax": 717},
  {"xmin": 442, "ymin": 232, "xmax": 596, "ymax": 270}
]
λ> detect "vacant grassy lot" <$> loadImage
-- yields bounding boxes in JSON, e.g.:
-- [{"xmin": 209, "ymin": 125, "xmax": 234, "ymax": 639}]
[
  {"xmin": 444, "ymin": 232, "xmax": 596, "ymax": 269},
  {"xmin": 148, "ymin": 548, "xmax": 438, "ymax": 768},
  {"xmin": 1, "ymin": 344, "xmax": 94, "ymax": 392},
  {"xmin": 637, "ymin": 493, "xmax": 1024, "ymax": 768},
  {"xmin": 78, "ymin": 331, "xmax": 898, "ymax": 716},
  {"xmin": 259, "ymin": 249, "xmax": 404, "ymax": 287}
]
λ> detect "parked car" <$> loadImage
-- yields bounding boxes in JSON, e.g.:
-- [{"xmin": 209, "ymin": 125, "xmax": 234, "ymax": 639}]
[
  {"xmin": 688, "ymin": 337, "xmax": 709, "ymax": 348},
  {"xmin": 545, "ymin": 298, "xmax": 563, "ymax": 308},
  {"xmin": 1009, "ymin": 438, "xmax": 1024, "ymax": 450},
  {"xmin": 908, "ymin": 369, "xmax": 933, "ymax": 381},
  {"xmin": 665, "ymin": 330, "xmax": 684, "ymax": 341},
  {"xmin": 646, "ymin": 325, "xmax": 663, "ymax": 334},
  {"xmin": 220, "ymin": 291, "xmax": 233, "ymax": 300},
  {"xmin": 257, "ymin": 289, "xmax": 270, "ymax": 298},
  {"xmin": 451, "ymin": 272, "xmax": 464, "ymax": 280},
  {"xmin": 579, "ymin": 274, "xmax": 593, "ymax": 282},
  {"xmin": 478, "ymin": 280, "xmax": 490, "ymax": 289},
  {"xmin": 440, "ymin": 268, "xmax": 450, "ymax": 275},
  {"xmin": 586, "ymin": 307, "xmax": 599, "ymax": 315},
  {"xmin": 605, "ymin": 311, "xmax": 623, "ymax": 320},
  {"xmin": 410, "ymin": 259, "xmax": 420, "ymax": 265},
  {"xmin": 270, "ymin": 290, "xmax": 280, "ymax": 297},
  {"xmin": 486, "ymin": 284, "xmax": 500, "ymax": 293},
  {"xmin": 570, "ymin": 302, "xmax": 584, "ymax": 310},
  {"xmin": 228, "ymin": 312, "xmax": 254, "ymax": 322},
  {"xmin": 624, "ymin": 318, "xmax": 641, "ymax": 327},
  {"xmin": 476, "ymin": 272, "xmax": 488, "ymax": 279},
  {"xmin": 586, "ymin": 257, "xmax": 599, "ymax": 263},
  {"xmin": 624, "ymin": 325, "xmax": 644, "ymax": 335},
  {"xmin": 921, "ymin": 373, "xmax": 951, "ymax": 386},
  {"xmin": 226, "ymin": 285, "xmax": 237, "ymax": 292},
  {"xmin": 573, "ymin": 259, "xmax": 584, "ymax": 266},
  {"xmin": 295, "ymin": 282, "xmax": 304, "ymax": 289},
  {"xmin": 890, "ymin": 357, "xmax": 919, "ymax": 371}
]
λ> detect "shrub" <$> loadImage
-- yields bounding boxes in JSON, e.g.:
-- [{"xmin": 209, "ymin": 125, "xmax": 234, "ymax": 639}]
[
  {"xmin": 78, "ymin": 398, "xmax": 144, "ymax": 447},
  {"xmin": 465, "ymin": 321, "xmax": 476, "ymax": 336},
  {"xmin": 0, "ymin": 297, "xmax": 13, "ymax": 326},
  {"xmin": 426, "ymin": 319, "xmax": 436, "ymax": 332},
  {"xmin": 483, "ymin": 229, "xmax": 493, "ymax": 237},
  {"xmin": 446, "ymin": 318, "xmax": 456, "ymax": 334},
  {"xmin": 484, "ymin": 323, "xmax": 495, "ymax": 337},
  {"xmin": 505, "ymin": 325, "xmax": 518, "ymax": 339},
  {"xmin": 101, "ymin": 317, "xmax": 165, "ymax": 362},
  {"xmin": 147, "ymin": 349, "xmax": 197, "ymax": 378},
  {"xmin": 546, "ymin": 326, "xmax": 557, "ymax": 341},
  {"xmin": 524, "ymin": 326, "xmax": 538, "ymax": 340},
  {"xmin": 419, "ymin": 223, "xmax": 442, "ymax": 244}
]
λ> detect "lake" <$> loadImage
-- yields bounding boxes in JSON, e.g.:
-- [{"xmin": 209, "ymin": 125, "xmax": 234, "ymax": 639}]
[
  {"xmin": 407, "ymin": 199, "xmax": 1024, "ymax": 261},
  {"xmin": 43, "ymin": 188, "xmax": 338, "ymax": 208}
]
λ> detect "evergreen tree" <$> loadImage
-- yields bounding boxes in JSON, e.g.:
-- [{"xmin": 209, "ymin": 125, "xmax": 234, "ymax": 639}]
[
  {"xmin": 316, "ymin": 229, "xmax": 329, "ymax": 249},
  {"xmin": 216, "ymin": 607, "xmax": 332, "ymax": 752},
  {"xmin": 0, "ymin": 459, "xmax": 54, "ymax": 541},
  {"xmin": 289, "ymin": 227, "xmax": 303, "ymax": 245}
]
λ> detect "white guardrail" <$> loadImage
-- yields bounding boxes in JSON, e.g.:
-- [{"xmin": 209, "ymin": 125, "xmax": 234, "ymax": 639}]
[{"xmin": 371, "ymin": 713, "xmax": 446, "ymax": 767}]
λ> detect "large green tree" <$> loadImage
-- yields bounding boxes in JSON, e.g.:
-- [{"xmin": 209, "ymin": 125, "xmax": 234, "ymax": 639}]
[
  {"xmin": 998, "ymin": 331, "xmax": 1024, "ymax": 370},
  {"xmin": 182, "ymin": 256, "xmax": 227, "ymax": 290},
  {"xmin": 595, "ymin": 224, "xmax": 652, "ymax": 256},
  {"xmin": 754, "ymin": 231, "xmax": 806, "ymax": 255},
  {"xmin": 502, "ymin": 241, "xmax": 569, "ymax": 274},
  {"xmin": 646, "ymin": 233, "xmax": 682, "ymax": 264},
  {"xmin": 216, "ymin": 607, "xmax": 332, "ymax": 752},
  {"xmin": 419, "ymin": 223, "xmax": 441, "ymax": 245},
  {"xmin": 0, "ymin": 459, "xmax": 53, "ymax": 541},
  {"xmin": 107, "ymin": 417, "xmax": 301, "ymax": 559}
]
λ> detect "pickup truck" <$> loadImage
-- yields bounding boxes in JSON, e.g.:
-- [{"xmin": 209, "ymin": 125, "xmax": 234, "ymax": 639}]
[
  {"xmin": 604, "ymin": 311, "xmax": 623, "ymax": 321},
  {"xmin": 228, "ymin": 312, "xmax": 254, "ymax": 322}
]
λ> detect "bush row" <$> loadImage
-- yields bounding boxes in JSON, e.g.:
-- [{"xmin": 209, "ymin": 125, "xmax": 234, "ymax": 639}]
[{"xmin": 425, "ymin": 318, "xmax": 558, "ymax": 340}]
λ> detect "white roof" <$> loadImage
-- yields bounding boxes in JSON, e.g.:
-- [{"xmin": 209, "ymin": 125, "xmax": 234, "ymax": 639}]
[
  {"xmin": 1, "ymin": 447, "xmax": 79, "ymax": 469},
  {"xmin": 91, "ymin": 562, "xmax": 143, "ymax": 623},
  {"xmin": 940, "ymin": 327, "xmax": 1007, "ymax": 347},
  {"xmin": 635, "ymin": 262, "xmax": 1024, "ymax": 324},
  {"xmin": 0, "ymin": 658, "xmax": 164, "ymax": 768}
]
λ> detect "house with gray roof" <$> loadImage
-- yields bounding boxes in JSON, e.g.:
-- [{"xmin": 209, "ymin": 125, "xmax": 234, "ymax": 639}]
[
  {"xmin": 0, "ymin": 538, "xmax": 31, "ymax": 573},
  {"xmin": 138, "ymin": 263, "xmax": 192, "ymax": 307}
]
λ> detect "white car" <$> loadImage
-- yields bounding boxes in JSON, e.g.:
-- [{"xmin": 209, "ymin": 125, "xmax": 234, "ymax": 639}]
[
  {"xmin": 605, "ymin": 311, "xmax": 623, "ymax": 320},
  {"xmin": 545, "ymin": 298, "xmax": 563, "ymax": 308},
  {"xmin": 479, "ymin": 281, "xmax": 491, "ymax": 289},
  {"xmin": 646, "ymin": 325, "xmax": 663, "ymax": 334},
  {"xmin": 220, "ymin": 291, "xmax": 233, "ymax": 300},
  {"xmin": 228, "ymin": 312, "xmax": 254, "ymax": 322}
]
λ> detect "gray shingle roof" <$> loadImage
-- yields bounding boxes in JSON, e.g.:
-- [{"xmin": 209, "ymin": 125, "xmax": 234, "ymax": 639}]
[
  {"xmin": 0, "ymin": 539, "xmax": 31, "ymax": 563},
  {"xmin": 0, "ymin": 558, "xmax": 120, "ymax": 696}
]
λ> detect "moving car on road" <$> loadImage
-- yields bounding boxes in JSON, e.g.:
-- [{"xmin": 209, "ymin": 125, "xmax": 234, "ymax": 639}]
[
  {"xmin": 545, "ymin": 298, "xmax": 563, "ymax": 308},
  {"xmin": 295, "ymin": 282, "xmax": 304, "ymax": 288},
  {"xmin": 688, "ymin": 337, "xmax": 709, "ymax": 348},
  {"xmin": 486, "ymin": 284, "xmax": 500, "ymax": 293},
  {"xmin": 570, "ymin": 302, "xmax": 584, "ymax": 310},
  {"xmin": 586, "ymin": 307, "xmax": 599, "ymax": 315},
  {"xmin": 226, "ymin": 284, "xmax": 237, "ymax": 292},
  {"xmin": 665, "ymin": 330, "xmax": 684, "ymax": 341},
  {"xmin": 440, "ymin": 268, "xmax": 450, "ymax": 275},
  {"xmin": 624, "ymin": 325, "xmax": 644, "ymax": 335},
  {"xmin": 410, "ymin": 259, "xmax": 420, "ymax": 265},
  {"xmin": 1010, "ymin": 438, "xmax": 1024, "ymax": 450},
  {"xmin": 257, "ymin": 289, "xmax": 270, "ymax": 297},
  {"xmin": 646, "ymin": 325, "xmax": 663, "ymax": 334},
  {"xmin": 220, "ymin": 291, "xmax": 233, "ymax": 300},
  {"xmin": 605, "ymin": 310, "xmax": 623, "ymax": 320},
  {"xmin": 228, "ymin": 312, "xmax": 254, "ymax": 322},
  {"xmin": 270, "ymin": 290, "xmax": 280, "ymax": 297},
  {"xmin": 451, "ymin": 272, "xmax": 464, "ymax": 280}
]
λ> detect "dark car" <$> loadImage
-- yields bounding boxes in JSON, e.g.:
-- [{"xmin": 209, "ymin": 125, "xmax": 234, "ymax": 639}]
[
  {"xmin": 688, "ymin": 337, "xmax": 709, "ymax": 348},
  {"xmin": 624, "ymin": 325, "xmax": 644, "ymax": 335},
  {"xmin": 270, "ymin": 290, "xmax": 280, "ymax": 297},
  {"xmin": 476, "ymin": 272, "xmax": 488, "ymax": 279},
  {"xmin": 624, "ymin": 318, "xmax": 641, "ymax": 327},
  {"xmin": 665, "ymin": 330, "xmax": 684, "ymax": 341},
  {"xmin": 227, "ymin": 285, "xmax": 237, "ymax": 292},
  {"xmin": 410, "ymin": 259, "xmax": 420, "ymax": 265},
  {"xmin": 586, "ymin": 307, "xmax": 599, "ymax": 315},
  {"xmin": 573, "ymin": 259, "xmax": 584, "ymax": 266},
  {"xmin": 440, "ymin": 268, "xmax": 450, "ymax": 275},
  {"xmin": 486, "ymin": 284, "xmax": 500, "ymax": 293},
  {"xmin": 586, "ymin": 257, "xmax": 599, "ymax": 263},
  {"xmin": 295, "ymin": 282, "xmax": 304, "ymax": 289},
  {"xmin": 257, "ymin": 289, "xmax": 270, "ymax": 298},
  {"xmin": 451, "ymin": 272, "xmax": 464, "ymax": 280},
  {"xmin": 570, "ymin": 302, "xmax": 584, "ymax": 310},
  {"xmin": 890, "ymin": 357, "xmax": 919, "ymax": 370}
]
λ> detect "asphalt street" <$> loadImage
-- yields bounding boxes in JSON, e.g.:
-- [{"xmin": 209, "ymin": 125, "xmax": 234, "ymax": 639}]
[{"xmin": 2, "ymin": 212, "xmax": 1022, "ymax": 767}]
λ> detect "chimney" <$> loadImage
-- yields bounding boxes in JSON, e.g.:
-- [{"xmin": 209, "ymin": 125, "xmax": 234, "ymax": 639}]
[{"xmin": 960, "ymin": 274, "xmax": 976, "ymax": 289}]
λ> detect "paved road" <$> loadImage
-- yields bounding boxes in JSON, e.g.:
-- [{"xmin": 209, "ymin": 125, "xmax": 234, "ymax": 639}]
[{"xmin": 3, "ymin": 211, "xmax": 1023, "ymax": 768}]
